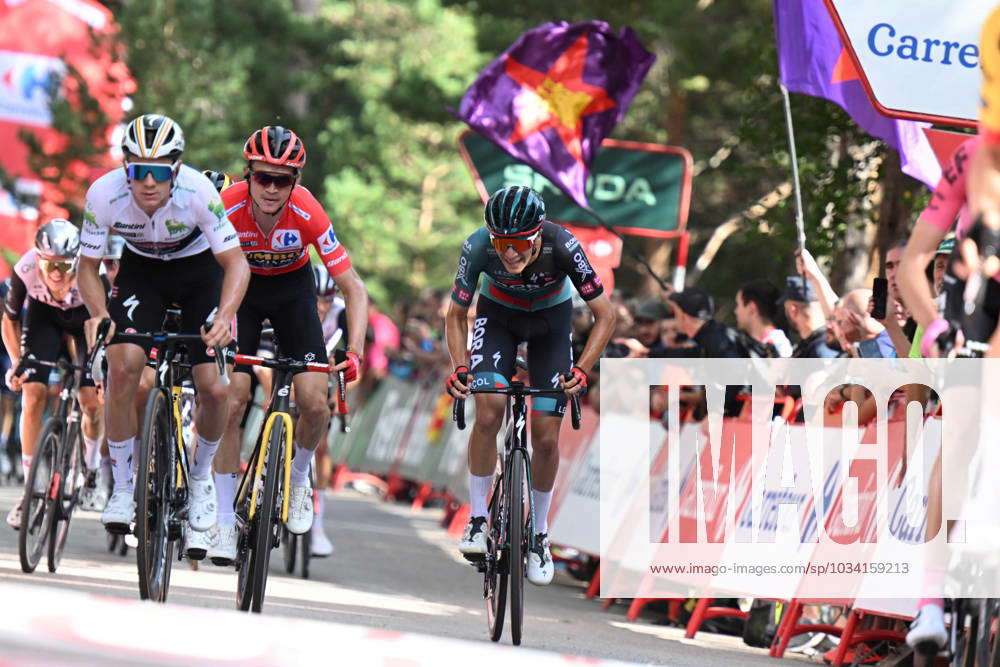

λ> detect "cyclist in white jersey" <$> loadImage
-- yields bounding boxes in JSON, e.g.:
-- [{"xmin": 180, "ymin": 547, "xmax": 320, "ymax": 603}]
[
  {"xmin": 1, "ymin": 220, "xmax": 104, "ymax": 529},
  {"xmin": 78, "ymin": 114, "xmax": 250, "ymax": 535}
]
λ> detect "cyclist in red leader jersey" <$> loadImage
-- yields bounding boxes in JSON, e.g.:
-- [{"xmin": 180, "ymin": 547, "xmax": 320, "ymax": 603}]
[{"xmin": 197, "ymin": 126, "xmax": 368, "ymax": 565}]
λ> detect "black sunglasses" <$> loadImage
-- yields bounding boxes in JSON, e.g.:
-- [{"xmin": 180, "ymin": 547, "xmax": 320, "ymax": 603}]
[{"xmin": 249, "ymin": 170, "xmax": 296, "ymax": 189}]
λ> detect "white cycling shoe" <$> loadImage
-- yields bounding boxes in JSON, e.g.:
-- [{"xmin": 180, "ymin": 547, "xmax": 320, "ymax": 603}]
[
  {"xmin": 310, "ymin": 519, "xmax": 334, "ymax": 558},
  {"xmin": 286, "ymin": 485, "xmax": 313, "ymax": 535},
  {"xmin": 102, "ymin": 488, "xmax": 135, "ymax": 534},
  {"xmin": 906, "ymin": 604, "xmax": 947, "ymax": 656},
  {"xmin": 209, "ymin": 523, "xmax": 238, "ymax": 566},
  {"xmin": 527, "ymin": 532, "xmax": 554, "ymax": 585},
  {"xmin": 80, "ymin": 467, "xmax": 110, "ymax": 512},
  {"xmin": 6, "ymin": 497, "xmax": 23, "ymax": 530},
  {"xmin": 458, "ymin": 515, "xmax": 487, "ymax": 555},
  {"xmin": 185, "ymin": 522, "xmax": 214, "ymax": 561},
  {"xmin": 187, "ymin": 475, "xmax": 217, "ymax": 532}
]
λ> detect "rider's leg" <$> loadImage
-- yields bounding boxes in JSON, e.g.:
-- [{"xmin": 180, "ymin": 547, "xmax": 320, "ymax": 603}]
[
  {"xmin": 18, "ymin": 381, "xmax": 47, "ymax": 478},
  {"xmin": 527, "ymin": 414, "xmax": 562, "ymax": 534},
  {"xmin": 104, "ymin": 343, "xmax": 149, "ymax": 490},
  {"xmin": 78, "ymin": 386, "xmax": 103, "ymax": 470},
  {"xmin": 289, "ymin": 371, "xmax": 331, "ymax": 486},
  {"xmin": 216, "ymin": 371, "xmax": 251, "ymax": 527},
  {"xmin": 190, "ymin": 360, "xmax": 232, "ymax": 477},
  {"xmin": 467, "ymin": 393, "xmax": 507, "ymax": 517}
]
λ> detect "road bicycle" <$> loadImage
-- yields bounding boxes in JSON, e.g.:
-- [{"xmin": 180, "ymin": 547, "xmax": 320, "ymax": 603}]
[
  {"xmin": 91, "ymin": 316, "xmax": 228, "ymax": 601},
  {"xmin": 452, "ymin": 374, "xmax": 581, "ymax": 645},
  {"xmin": 234, "ymin": 349, "xmax": 347, "ymax": 612},
  {"xmin": 15, "ymin": 354, "xmax": 92, "ymax": 574}
]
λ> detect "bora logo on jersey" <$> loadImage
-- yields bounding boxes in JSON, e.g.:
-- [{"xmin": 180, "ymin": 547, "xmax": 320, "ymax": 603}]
[{"xmin": 272, "ymin": 229, "xmax": 302, "ymax": 251}]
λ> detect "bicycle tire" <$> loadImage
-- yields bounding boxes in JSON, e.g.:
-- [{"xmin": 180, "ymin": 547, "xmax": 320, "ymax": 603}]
[
  {"xmin": 47, "ymin": 420, "xmax": 83, "ymax": 572},
  {"xmin": 301, "ymin": 529, "xmax": 311, "ymax": 580},
  {"xmin": 250, "ymin": 417, "xmax": 284, "ymax": 613},
  {"xmin": 18, "ymin": 419, "xmax": 60, "ymax": 573},
  {"xmin": 977, "ymin": 598, "xmax": 994, "ymax": 667},
  {"xmin": 282, "ymin": 527, "xmax": 296, "ymax": 574},
  {"xmin": 990, "ymin": 597, "xmax": 1000, "ymax": 667},
  {"xmin": 236, "ymin": 448, "xmax": 259, "ymax": 611},
  {"xmin": 136, "ymin": 389, "xmax": 175, "ymax": 602},
  {"xmin": 508, "ymin": 448, "xmax": 525, "ymax": 647},
  {"xmin": 953, "ymin": 599, "xmax": 978, "ymax": 667},
  {"xmin": 486, "ymin": 474, "xmax": 507, "ymax": 642}
]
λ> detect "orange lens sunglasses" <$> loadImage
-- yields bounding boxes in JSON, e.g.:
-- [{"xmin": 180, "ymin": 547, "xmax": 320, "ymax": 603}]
[{"xmin": 490, "ymin": 232, "xmax": 538, "ymax": 254}]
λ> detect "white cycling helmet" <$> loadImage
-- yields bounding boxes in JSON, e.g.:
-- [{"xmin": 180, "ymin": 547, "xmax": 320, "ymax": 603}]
[
  {"xmin": 121, "ymin": 114, "xmax": 185, "ymax": 160},
  {"xmin": 35, "ymin": 218, "xmax": 80, "ymax": 259},
  {"xmin": 313, "ymin": 264, "xmax": 336, "ymax": 297}
]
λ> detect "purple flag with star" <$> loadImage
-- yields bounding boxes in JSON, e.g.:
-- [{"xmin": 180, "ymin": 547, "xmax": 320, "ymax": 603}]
[
  {"xmin": 454, "ymin": 21, "xmax": 655, "ymax": 208},
  {"xmin": 774, "ymin": 0, "xmax": 940, "ymax": 188}
]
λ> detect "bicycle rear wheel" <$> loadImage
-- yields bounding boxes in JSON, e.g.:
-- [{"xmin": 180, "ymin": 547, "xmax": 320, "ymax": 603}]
[
  {"xmin": 508, "ymin": 449, "xmax": 525, "ymax": 646},
  {"xmin": 18, "ymin": 419, "xmax": 60, "ymax": 573},
  {"xmin": 250, "ymin": 417, "xmax": 285, "ymax": 612},
  {"xmin": 136, "ymin": 389, "xmax": 175, "ymax": 602},
  {"xmin": 486, "ymin": 474, "xmax": 507, "ymax": 642},
  {"xmin": 47, "ymin": 420, "xmax": 83, "ymax": 572},
  {"xmin": 301, "ymin": 529, "xmax": 311, "ymax": 580}
]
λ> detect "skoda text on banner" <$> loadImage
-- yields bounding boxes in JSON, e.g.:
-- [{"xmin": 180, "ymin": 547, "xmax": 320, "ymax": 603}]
[{"xmin": 599, "ymin": 358, "xmax": 1000, "ymax": 599}]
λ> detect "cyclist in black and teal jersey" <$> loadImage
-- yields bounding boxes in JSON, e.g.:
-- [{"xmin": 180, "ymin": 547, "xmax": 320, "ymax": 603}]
[{"xmin": 444, "ymin": 185, "xmax": 615, "ymax": 585}]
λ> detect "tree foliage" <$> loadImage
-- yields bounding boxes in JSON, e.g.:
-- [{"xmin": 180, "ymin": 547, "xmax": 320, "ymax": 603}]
[{"xmin": 28, "ymin": 0, "xmax": 938, "ymax": 309}]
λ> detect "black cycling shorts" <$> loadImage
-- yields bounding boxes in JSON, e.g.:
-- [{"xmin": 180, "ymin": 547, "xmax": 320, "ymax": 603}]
[
  {"xmin": 471, "ymin": 297, "xmax": 573, "ymax": 418},
  {"xmin": 20, "ymin": 300, "xmax": 94, "ymax": 387},
  {"xmin": 942, "ymin": 260, "xmax": 1000, "ymax": 346},
  {"xmin": 235, "ymin": 263, "xmax": 327, "ymax": 375},
  {"xmin": 109, "ymin": 248, "xmax": 226, "ymax": 366}
]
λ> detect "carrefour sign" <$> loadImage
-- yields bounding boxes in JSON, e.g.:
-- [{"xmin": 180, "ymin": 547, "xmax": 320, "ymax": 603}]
[
  {"xmin": 0, "ymin": 50, "xmax": 64, "ymax": 127},
  {"xmin": 825, "ymin": 0, "xmax": 994, "ymax": 126}
]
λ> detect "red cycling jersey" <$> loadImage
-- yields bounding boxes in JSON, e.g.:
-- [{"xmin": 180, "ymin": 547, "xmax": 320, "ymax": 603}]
[{"xmin": 221, "ymin": 181, "xmax": 351, "ymax": 276}]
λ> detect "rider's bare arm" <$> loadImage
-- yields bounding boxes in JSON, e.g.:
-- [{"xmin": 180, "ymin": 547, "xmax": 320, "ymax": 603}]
[
  {"xmin": 78, "ymin": 255, "xmax": 111, "ymax": 348},
  {"xmin": 445, "ymin": 299, "xmax": 470, "ymax": 371},
  {"xmin": 574, "ymin": 292, "xmax": 615, "ymax": 374},
  {"xmin": 899, "ymin": 221, "xmax": 947, "ymax": 329},
  {"xmin": 331, "ymin": 266, "xmax": 368, "ymax": 357},
  {"xmin": 204, "ymin": 247, "xmax": 250, "ymax": 347}
]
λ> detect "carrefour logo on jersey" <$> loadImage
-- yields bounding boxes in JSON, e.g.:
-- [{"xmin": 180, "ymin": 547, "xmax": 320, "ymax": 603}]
[
  {"xmin": 272, "ymin": 230, "xmax": 302, "ymax": 251},
  {"xmin": 319, "ymin": 229, "xmax": 340, "ymax": 255}
]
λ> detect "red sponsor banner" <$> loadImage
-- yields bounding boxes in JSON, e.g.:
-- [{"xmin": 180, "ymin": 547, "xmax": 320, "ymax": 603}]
[{"xmin": 0, "ymin": 0, "xmax": 132, "ymax": 254}]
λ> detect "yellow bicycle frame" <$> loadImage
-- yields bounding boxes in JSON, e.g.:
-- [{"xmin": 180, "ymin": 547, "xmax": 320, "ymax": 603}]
[
  {"xmin": 247, "ymin": 410, "xmax": 294, "ymax": 523},
  {"xmin": 172, "ymin": 386, "xmax": 186, "ymax": 488}
]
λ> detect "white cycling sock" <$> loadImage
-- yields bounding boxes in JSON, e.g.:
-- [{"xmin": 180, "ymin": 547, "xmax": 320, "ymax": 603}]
[
  {"xmin": 291, "ymin": 444, "xmax": 314, "ymax": 487},
  {"xmin": 21, "ymin": 454, "xmax": 32, "ymax": 481},
  {"xmin": 83, "ymin": 435, "xmax": 101, "ymax": 470},
  {"xmin": 190, "ymin": 435, "xmax": 220, "ymax": 479},
  {"xmin": 532, "ymin": 488, "xmax": 553, "ymax": 535},
  {"xmin": 214, "ymin": 472, "xmax": 238, "ymax": 528},
  {"xmin": 107, "ymin": 437, "xmax": 134, "ymax": 491},
  {"xmin": 101, "ymin": 455, "xmax": 112, "ymax": 480},
  {"xmin": 469, "ymin": 473, "xmax": 493, "ymax": 518}
]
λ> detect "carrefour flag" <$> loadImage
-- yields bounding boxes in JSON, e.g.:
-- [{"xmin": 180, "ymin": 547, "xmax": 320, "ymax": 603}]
[
  {"xmin": 454, "ymin": 21, "xmax": 655, "ymax": 208},
  {"xmin": 774, "ymin": 0, "xmax": 941, "ymax": 188}
]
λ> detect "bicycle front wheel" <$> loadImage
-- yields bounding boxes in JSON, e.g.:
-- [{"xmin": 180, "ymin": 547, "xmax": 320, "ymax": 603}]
[
  {"xmin": 136, "ymin": 389, "xmax": 175, "ymax": 602},
  {"xmin": 250, "ymin": 416, "xmax": 285, "ymax": 612},
  {"xmin": 486, "ymin": 474, "xmax": 507, "ymax": 642},
  {"xmin": 508, "ymin": 449, "xmax": 526, "ymax": 646},
  {"xmin": 282, "ymin": 527, "xmax": 297, "ymax": 574},
  {"xmin": 48, "ymin": 420, "xmax": 83, "ymax": 572},
  {"xmin": 18, "ymin": 419, "xmax": 60, "ymax": 573}
]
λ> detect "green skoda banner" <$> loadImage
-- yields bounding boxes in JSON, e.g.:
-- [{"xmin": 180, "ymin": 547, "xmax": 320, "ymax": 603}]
[{"xmin": 458, "ymin": 130, "xmax": 692, "ymax": 238}]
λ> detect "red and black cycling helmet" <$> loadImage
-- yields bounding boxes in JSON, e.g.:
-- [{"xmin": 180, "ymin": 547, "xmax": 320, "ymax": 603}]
[{"xmin": 243, "ymin": 125, "xmax": 307, "ymax": 170}]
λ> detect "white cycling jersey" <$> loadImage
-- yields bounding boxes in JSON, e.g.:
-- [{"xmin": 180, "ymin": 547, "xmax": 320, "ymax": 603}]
[
  {"xmin": 6, "ymin": 248, "xmax": 84, "ymax": 313},
  {"xmin": 79, "ymin": 164, "xmax": 240, "ymax": 261}
]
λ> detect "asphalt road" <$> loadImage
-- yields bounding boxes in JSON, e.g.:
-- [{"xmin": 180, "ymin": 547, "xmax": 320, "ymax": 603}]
[{"xmin": 0, "ymin": 483, "xmax": 812, "ymax": 665}]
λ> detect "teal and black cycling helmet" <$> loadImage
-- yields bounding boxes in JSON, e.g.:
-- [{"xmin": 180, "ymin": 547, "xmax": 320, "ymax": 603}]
[{"xmin": 483, "ymin": 186, "xmax": 545, "ymax": 237}]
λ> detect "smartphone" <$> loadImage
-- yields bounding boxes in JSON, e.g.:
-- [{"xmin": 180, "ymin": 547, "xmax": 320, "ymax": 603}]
[
  {"xmin": 871, "ymin": 277, "xmax": 888, "ymax": 320},
  {"xmin": 854, "ymin": 338, "xmax": 884, "ymax": 358}
]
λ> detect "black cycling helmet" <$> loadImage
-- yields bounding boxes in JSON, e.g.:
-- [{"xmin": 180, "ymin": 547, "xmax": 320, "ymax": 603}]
[
  {"xmin": 484, "ymin": 186, "xmax": 545, "ymax": 237},
  {"xmin": 202, "ymin": 170, "xmax": 234, "ymax": 193}
]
